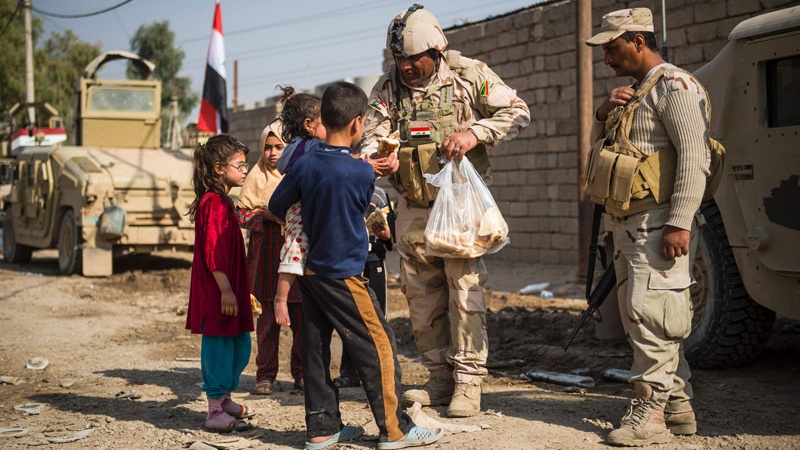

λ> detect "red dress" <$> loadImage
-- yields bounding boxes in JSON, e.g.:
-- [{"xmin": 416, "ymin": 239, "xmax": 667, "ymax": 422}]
[{"xmin": 186, "ymin": 192, "xmax": 253, "ymax": 336}]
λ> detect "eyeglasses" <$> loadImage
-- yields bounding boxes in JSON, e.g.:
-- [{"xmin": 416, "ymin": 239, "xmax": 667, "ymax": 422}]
[{"xmin": 227, "ymin": 162, "xmax": 249, "ymax": 172}]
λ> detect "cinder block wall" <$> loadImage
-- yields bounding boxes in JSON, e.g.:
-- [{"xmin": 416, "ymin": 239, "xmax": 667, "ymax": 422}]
[{"xmin": 229, "ymin": 0, "xmax": 794, "ymax": 265}]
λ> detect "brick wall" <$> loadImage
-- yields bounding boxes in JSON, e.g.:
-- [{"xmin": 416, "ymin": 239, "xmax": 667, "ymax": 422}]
[{"xmin": 228, "ymin": 0, "xmax": 795, "ymax": 265}]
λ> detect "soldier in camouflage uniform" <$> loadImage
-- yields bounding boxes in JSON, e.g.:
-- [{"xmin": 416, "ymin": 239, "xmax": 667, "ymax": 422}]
[
  {"xmin": 358, "ymin": 4, "xmax": 530, "ymax": 418},
  {"xmin": 585, "ymin": 8, "xmax": 709, "ymax": 446}
]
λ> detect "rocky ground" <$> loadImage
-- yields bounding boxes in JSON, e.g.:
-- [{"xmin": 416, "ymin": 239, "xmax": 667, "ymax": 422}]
[{"xmin": 0, "ymin": 250, "xmax": 798, "ymax": 449}]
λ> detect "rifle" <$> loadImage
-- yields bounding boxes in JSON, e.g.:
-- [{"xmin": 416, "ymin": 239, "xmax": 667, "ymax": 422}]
[
  {"xmin": 562, "ymin": 203, "xmax": 616, "ymax": 352},
  {"xmin": 561, "ymin": 263, "xmax": 616, "ymax": 351}
]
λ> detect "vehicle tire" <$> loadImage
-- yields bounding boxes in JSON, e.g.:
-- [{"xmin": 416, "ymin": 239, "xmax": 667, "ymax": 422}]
[
  {"xmin": 2, "ymin": 210, "xmax": 33, "ymax": 263},
  {"xmin": 58, "ymin": 210, "xmax": 82, "ymax": 275},
  {"xmin": 684, "ymin": 201, "xmax": 776, "ymax": 369}
]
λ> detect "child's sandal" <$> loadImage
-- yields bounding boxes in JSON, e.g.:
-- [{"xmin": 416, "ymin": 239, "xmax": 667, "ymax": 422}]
[{"xmin": 222, "ymin": 397, "xmax": 256, "ymax": 419}]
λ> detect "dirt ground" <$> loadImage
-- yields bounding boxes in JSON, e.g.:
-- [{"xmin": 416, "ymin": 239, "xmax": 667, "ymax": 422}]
[{"xmin": 0, "ymin": 250, "xmax": 798, "ymax": 449}]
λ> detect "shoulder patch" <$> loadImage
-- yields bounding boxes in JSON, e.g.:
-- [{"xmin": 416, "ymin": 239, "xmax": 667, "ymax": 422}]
[
  {"xmin": 369, "ymin": 97, "xmax": 388, "ymax": 112},
  {"xmin": 663, "ymin": 69, "xmax": 701, "ymax": 94},
  {"xmin": 479, "ymin": 80, "xmax": 496, "ymax": 97}
]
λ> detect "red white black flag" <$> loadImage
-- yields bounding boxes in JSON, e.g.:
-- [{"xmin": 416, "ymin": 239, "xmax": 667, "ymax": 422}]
[{"xmin": 197, "ymin": 0, "xmax": 228, "ymax": 134}]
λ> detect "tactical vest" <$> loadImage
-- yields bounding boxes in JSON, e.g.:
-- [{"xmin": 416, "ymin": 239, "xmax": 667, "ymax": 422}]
[
  {"xmin": 389, "ymin": 50, "xmax": 491, "ymax": 207},
  {"xmin": 585, "ymin": 67, "xmax": 725, "ymax": 218}
]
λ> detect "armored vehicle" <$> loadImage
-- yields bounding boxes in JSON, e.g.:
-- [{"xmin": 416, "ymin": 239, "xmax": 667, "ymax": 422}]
[
  {"xmin": 2, "ymin": 51, "xmax": 195, "ymax": 276},
  {"xmin": 684, "ymin": 7, "xmax": 800, "ymax": 368}
]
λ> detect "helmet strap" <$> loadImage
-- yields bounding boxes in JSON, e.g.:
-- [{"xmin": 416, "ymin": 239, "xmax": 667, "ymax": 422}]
[{"xmin": 389, "ymin": 3, "xmax": 425, "ymax": 57}]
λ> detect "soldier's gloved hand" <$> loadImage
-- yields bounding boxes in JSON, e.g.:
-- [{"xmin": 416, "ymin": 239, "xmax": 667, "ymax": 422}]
[
  {"xmin": 662, "ymin": 225, "xmax": 690, "ymax": 260},
  {"xmin": 596, "ymin": 86, "xmax": 636, "ymax": 121},
  {"xmin": 368, "ymin": 151, "xmax": 399, "ymax": 177},
  {"xmin": 442, "ymin": 130, "xmax": 478, "ymax": 161}
]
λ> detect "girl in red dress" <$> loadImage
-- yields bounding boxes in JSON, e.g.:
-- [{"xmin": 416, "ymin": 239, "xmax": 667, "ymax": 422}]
[{"xmin": 186, "ymin": 134, "xmax": 256, "ymax": 432}]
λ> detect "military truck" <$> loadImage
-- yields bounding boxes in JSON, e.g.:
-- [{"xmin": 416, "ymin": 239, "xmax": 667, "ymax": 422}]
[
  {"xmin": 681, "ymin": 7, "xmax": 800, "ymax": 368},
  {"xmin": 2, "ymin": 51, "xmax": 195, "ymax": 276}
]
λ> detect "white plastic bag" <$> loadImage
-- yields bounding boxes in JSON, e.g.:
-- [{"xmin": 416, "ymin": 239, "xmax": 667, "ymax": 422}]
[{"xmin": 423, "ymin": 157, "xmax": 509, "ymax": 258}]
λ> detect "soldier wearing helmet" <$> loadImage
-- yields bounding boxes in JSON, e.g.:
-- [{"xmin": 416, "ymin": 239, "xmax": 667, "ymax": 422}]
[{"xmin": 358, "ymin": 4, "xmax": 530, "ymax": 418}]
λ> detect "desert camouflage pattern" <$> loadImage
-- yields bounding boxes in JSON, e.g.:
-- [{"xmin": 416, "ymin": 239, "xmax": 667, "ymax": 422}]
[
  {"xmin": 394, "ymin": 196, "xmax": 489, "ymax": 382},
  {"xmin": 611, "ymin": 206, "xmax": 697, "ymax": 403},
  {"xmin": 386, "ymin": 7, "xmax": 448, "ymax": 56},
  {"xmin": 359, "ymin": 51, "xmax": 530, "ymax": 158}
]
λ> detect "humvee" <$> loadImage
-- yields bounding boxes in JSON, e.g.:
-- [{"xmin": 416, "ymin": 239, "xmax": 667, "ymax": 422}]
[
  {"xmin": 684, "ymin": 7, "xmax": 800, "ymax": 368},
  {"xmin": 2, "ymin": 51, "xmax": 195, "ymax": 276}
]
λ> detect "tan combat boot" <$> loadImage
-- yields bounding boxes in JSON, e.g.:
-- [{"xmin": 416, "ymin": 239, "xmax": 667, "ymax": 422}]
[
  {"xmin": 402, "ymin": 375, "xmax": 455, "ymax": 407},
  {"xmin": 446, "ymin": 380, "xmax": 481, "ymax": 418},
  {"xmin": 665, "ymin": 400, "xmax": 697, "ymax": 435},
  {"xmin": 607, "ymin": 381, "xmax": 671, "ymax": 447}
]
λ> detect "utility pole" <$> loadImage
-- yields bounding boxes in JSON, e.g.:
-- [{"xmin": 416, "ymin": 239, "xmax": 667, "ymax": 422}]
[
  {"xmin": 23, "ymin": 0, "xmax": 36, "ymax": 128},
  {"xmin": 577, "ymin": 0, "xmax": 593, "ymax": 281},
  {"xmin": 233, "ymin": 60, "xmax": 238, "ymax": 113}
]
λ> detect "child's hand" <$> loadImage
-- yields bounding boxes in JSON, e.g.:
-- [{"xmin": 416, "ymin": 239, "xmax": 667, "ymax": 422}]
[
  {"xmin": 262, "ymin": 209, "xmax": 285, "ymax": 225},
  {"xmin": 274, "ymin": 298, "xmax": 291, "ymax": 326},
  {"xmin": 372, "ymin": 222, "xmax": 392, "ymax": 241},
  {"xmin": 221, "ymin": 290, "xmax": 238, "ymax": 316}
]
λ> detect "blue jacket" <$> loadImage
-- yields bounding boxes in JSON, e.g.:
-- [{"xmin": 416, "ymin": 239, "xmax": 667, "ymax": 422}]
[{"xmin": 268, "ymin": 143, "xmax": 374, "ymax": 278}]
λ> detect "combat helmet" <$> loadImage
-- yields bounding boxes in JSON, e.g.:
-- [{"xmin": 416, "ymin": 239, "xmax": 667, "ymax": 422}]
[{"xmin": 386, "ymin": 4, "xmax": 448, "ymax": 57}]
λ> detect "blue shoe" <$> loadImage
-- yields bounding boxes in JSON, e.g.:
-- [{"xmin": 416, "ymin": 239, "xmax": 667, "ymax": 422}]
[
  {"xmin": 377, "ymin": 426, "xmax": 444, "ymax": 449},
  {"xmin": 304, "ymin": 425, "xmax": 365, "ymax": 450}
]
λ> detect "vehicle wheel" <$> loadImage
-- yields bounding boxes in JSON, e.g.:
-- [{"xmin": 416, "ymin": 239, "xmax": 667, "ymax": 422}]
[
  {"xmin": 2, "ymin": 210, "xmax": 33, "ymax": 263},
  {"xmin": 58, "ymin": 210, "xmax": 82, "ymax": 275},
  {"xmin": 684, "ymin": 201, "xmax": 776, "ymax": 369}
]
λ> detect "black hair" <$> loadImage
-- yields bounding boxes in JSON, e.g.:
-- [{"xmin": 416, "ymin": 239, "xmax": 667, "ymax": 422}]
[
  {"xmin": 320, "ymin": 81, "xmax": 368, "ymax": 131},
  {"xmin": 188, "ymin": 134, "xmax": 249, "ymax": 222},
  {"xmin": 619, "ymin": 31, "xmax": 658, "ymax": 52},
  {"xmin": 277, "ymin": 85, "xmax": 321, "ymax": 143}
]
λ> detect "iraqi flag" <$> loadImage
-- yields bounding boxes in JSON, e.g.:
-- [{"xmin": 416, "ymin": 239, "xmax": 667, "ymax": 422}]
[{"xmin": 197, "ymin": 0, "xmax": 228, "ymax": 133}]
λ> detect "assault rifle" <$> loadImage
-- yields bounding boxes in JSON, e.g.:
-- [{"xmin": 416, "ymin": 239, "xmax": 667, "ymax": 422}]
[
  {"xmin": 561, "ymin": 263, "xmax": 616, "ymax": 351},
  {"xmin": 561, "ymin": 203, "xmax": 617, "ymax": 352}
]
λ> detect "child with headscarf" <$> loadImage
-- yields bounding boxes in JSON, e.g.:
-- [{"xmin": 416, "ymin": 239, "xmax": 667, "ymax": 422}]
[{"xmin": 237, "ymin": 119, "xmax": 303, "ymax": 396}]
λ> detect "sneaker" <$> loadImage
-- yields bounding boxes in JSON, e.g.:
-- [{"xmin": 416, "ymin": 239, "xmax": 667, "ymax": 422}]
[{"xmin": 377, "ymin": 426, "xmax": 444, "ymax": 449}]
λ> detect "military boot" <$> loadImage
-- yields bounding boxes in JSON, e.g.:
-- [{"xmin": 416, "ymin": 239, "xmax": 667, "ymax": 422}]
[
  {"xmin": 446, "ymin": 380, "xmax": 481, "ymax": 418},
  {"xmin": 607, "ymin": 381, "xmax": 671, "ymax": 447},
  {"xmin": 665, "ymin": 400, "xmax": 696, "ymax": 435},
  {"xmin": 402, "ymin": 375, "xmax": 455, "ymax": 407}
]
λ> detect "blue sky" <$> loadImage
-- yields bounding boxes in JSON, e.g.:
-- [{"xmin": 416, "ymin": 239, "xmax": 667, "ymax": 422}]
[{"xmin": 36, "ymin": 0, "xmax": 541, "ymax": 121}]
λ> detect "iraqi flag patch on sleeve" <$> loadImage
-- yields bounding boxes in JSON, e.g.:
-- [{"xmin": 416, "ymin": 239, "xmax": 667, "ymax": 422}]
[
  {"xmin": 480, "ymin": 80, "xmax": 496, "ymax": 97},
  {"xmin": 369, "ymin": 97, "xmax": 388, "ymax": 112}
]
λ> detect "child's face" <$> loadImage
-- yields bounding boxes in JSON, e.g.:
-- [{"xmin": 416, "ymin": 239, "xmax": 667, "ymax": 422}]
[
  {"xmin": 218, "ymin": 151, "xmax": 248, "ymax": 190},
  {"xmin": 263, "ymin": 135, "xmax": 285, "ymax": 168}
]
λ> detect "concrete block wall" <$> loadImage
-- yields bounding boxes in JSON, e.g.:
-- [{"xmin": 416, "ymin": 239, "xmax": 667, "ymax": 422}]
[{"xmin": 228, "ymin": 0, "xmax": 795, "ymax": 265}]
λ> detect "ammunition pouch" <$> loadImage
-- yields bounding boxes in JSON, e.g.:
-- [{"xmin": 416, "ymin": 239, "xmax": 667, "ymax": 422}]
[
  {"xmin": 586, "ymin": 143, "xmax": 649, "ymax": 211},
  {"xmin": 393, "ymin": 143, "xmax": 441, "ymax": 206}
]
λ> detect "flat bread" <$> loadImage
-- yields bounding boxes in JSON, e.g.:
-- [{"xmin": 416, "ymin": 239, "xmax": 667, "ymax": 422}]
[{"xmin": 379, "ymin": 130, "xmax": 401, "ymax": 153}]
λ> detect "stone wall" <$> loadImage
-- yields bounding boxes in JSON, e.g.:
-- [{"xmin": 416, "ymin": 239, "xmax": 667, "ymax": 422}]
[{"xmin": 228, "ymin": 0, "xmax": 795, "ymax": 264}]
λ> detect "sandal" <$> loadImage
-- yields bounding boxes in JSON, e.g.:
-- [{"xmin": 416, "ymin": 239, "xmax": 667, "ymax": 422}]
[
  {"xmin": 222, "ymin": 396, "xmax": 256, "ymax": 419},
  {"xmin": 377, "ymin": 426, "xmax": 444, "ymax": 449},
  {"xmin": 252, "ymin": 380, "xmax": 273, "ymax": 395},
  {"xmin": 333, "ymin": 376, "xmax": 360, "ymax": 388},
  {"xmin": 294, "ymin": 379, "xmax": 305, "ymax": 391},
  {"xmin": 204, "ymin": 410, "xmax": 253, "ymax": 433},
  {"xmin": 304, "ymin": 425, "xmax": 365, "ymax": 450}
]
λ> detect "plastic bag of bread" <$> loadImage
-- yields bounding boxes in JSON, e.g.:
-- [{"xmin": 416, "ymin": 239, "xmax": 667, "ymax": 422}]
[{"xmin": 423, "ymin": 157, "xmax": 509, "ymax": 258}]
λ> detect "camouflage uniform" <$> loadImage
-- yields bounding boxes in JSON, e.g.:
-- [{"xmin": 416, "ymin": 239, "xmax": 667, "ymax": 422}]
[
  {"xmin": 358, "ymin": 5, "xmax": 529, "ymax": 417},
  {"xmin": 586, "ymin": 7, "xmax": 708, "ymax": 445}
]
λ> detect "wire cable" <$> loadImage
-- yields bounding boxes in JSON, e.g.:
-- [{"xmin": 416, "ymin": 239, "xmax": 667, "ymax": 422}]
[
  {"xmin": 30, "ymin": 0, "xmax": 134, "ymax": 19},
  {"xmin": 0, "ymin": 0, "xmax": 22, "ymax": 40}
]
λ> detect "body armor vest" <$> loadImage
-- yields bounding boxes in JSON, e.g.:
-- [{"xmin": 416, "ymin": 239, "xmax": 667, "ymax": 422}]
[
  {"xmin": 585, "ymin": 67, "xmax": 724, "ymax": 218},
  {"xmin": 389, "ymin": 50, "xmax": 491, "ymax": 207}
]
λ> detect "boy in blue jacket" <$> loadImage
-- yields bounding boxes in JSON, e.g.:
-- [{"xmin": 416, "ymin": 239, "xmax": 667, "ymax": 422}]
[{"xmin": 268, "ymin": 81, "xmax": 442, "ymax": 450}]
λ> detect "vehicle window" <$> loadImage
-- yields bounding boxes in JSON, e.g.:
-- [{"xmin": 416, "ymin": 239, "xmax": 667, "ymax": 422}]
[
  {"xmin": 88, "ymin": 89, "xmax": 155, "ymax": 113},
  {"xmin": 766, "ymin": 55, "xmax": 800, "ymax": 128}
]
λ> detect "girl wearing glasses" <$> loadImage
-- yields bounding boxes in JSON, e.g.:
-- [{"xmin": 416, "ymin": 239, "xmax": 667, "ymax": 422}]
[{"xmin": 186, "ymin": 134, "xmax": 257, "ymax": 433}]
